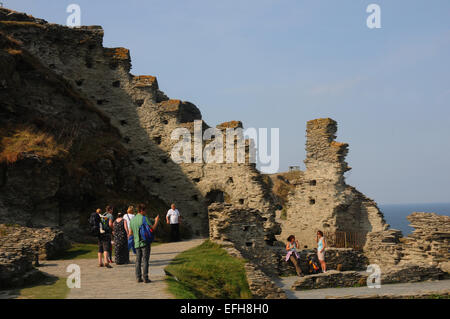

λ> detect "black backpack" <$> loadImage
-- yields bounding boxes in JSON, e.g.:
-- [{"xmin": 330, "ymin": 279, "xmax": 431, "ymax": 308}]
[{"xmin": 88, "ymin": 212, "xmax": 100, "ymax": 236}]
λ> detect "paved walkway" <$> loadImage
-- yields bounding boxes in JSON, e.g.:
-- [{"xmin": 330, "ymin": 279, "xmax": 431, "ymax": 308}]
[
  {"xmin": 275, "ymin": 276, "xmax": 450, "ymax": 299},
  {"xmin": 3, "ymin": 239, "xmax": 204, "ymax": 299}
]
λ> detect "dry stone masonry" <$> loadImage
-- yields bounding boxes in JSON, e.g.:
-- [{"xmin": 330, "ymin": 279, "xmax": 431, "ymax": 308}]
[
  {"xmin": 0, "ymin": 224, "xmax": 69, "ymax": 288},
  {"xmin": 280, "ymin": 118, "xmax": 388, "ymax": 248}
]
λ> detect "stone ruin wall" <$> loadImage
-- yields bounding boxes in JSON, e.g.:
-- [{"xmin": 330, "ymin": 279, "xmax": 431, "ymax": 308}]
[
  {"xmin": 0, "ymin": 8, "xmax": 279, "ymax": 242},
  {"xmin": 364, "ymin": 212, "xmax": 450, "ymax": 272},
  {"xmin": 1, "ymin": 9, "xmax": 448, "ymax": 288},
  {"xmin": 280, "ymin": 118, "xmax": 388, "ymax": 248}
]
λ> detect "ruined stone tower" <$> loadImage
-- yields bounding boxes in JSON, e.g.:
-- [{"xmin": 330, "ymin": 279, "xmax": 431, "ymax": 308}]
[{"xmin": 280, "ymin": 118, "xmax": 388, "ymax": 248}]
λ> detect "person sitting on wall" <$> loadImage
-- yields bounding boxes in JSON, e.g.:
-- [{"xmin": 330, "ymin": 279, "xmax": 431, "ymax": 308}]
[
  {"xmin": 316, "ymin": 230, "xmax": 327, "ymax": 273},
  {"xmin": 285, "ymin": 235, "xmax": 304, "ymax": 277}
]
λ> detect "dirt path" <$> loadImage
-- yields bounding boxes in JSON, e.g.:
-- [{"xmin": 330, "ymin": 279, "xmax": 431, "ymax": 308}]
[
  {"xmin": 275, "ymin": 276, "xmax": 450, "ymax": 299},
  {"xmin": 29, "ymin": 238, "xmax": 204, "ymax": 299}
]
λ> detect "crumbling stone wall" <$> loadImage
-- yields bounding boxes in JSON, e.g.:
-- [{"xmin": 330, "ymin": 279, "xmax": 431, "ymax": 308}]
[
  {"xmin": 0, "ymin": 224, "xmax": 69, "ymax": 288},
  {"xmin": 280, "ymin": 118, "xmax": 388, "ymax": 248},
  {"xmin": 364, "ymin": 212, "xmax": 450, "ymax": 271},
  {"xmin": 0, "ymin": 8, "xmax": 279, "ymax": 242},
  {"xmin": 208, "ymin": 203, "xmax": 279, "ymax": 275},
  {"xmin": 401, "ymin": 213, "xmax": 450, "ymax": 265}
]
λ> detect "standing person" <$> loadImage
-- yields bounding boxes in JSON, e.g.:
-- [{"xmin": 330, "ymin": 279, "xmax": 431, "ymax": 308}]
[
  {"xmin": 122, "ymin": 206, "xmax": 135, "ymax": 263},
  {"xmin": 105, "ymin": 205, "xmax": 114, "ymax": 264},
  {"xmin": 90, "ymin": 208, "xmax": 113, "ymax": 268},
  {"xmin": 129, "ymin": 203, "xmax": 160, "ymax": 283},
  {"xmin": 285, "ymin": 235, "xmax": 303, "ymax": 277},
  {"xmin": 316, "ymin": 230, "xmax": 327, "ymax": 273},
  {"xmin": 113, "ymin": 212, "xmax": 128, "ymax": 265},
  {"xmin": 123, "ymin": 206, "xmax": 135, "ymax": 234},
  {"xmin": 166, "ymin": 203, "xmax": 181, "ymax": 242}
]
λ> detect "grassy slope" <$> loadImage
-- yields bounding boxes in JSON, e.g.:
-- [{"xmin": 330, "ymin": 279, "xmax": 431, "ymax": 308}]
[{"xmin": 165, "ymin": 241, "xmax": 252, "ymax": 299}]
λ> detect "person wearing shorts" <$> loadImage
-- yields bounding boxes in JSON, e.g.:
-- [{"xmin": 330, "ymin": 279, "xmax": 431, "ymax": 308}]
[
  {"xmin": 316, "ymin": 230, "xmax": 327, "ymax": 273},
  {"xmin": 97, "ymin": 208, "xmax": 113, "ymax": 268}
]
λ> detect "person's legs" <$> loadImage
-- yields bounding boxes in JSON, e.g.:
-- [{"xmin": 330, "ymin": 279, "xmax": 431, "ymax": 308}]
[
  {"xmin": 320, "ymin": 260, "xmax": 326, "ymax": 272},
  {"xmin": 289, "ymin": 255, "xmax": 302, "ymax": 276},
  {"xmin": 170, "ymin": 224, "xmax": 175, "ymax": 242},
  {"xmin": 135, "ymin": 247, "xmax": 143, "ymax": 281},
  {"xmin": 104, "ymin": 239, "xmax": 112, "ymax": 267},
  {"xmin": 143, "ymin": 244, "xmax": 151, "ymax": 281},
  {"xmin": 98, "ymin": 238, "xmax": 104, "ymax": 266},
  {"xmin": 174, "ymin": 223, "xmax": 180, "ymax": 241}
]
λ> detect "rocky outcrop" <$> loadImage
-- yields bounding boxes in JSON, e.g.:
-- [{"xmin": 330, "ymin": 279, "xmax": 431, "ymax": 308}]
[{"xmin": 280, "ymin": 118, "xmax": 388, "ymax": 248}]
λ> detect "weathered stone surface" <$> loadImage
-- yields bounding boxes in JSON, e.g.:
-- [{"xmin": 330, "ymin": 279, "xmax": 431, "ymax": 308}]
[
  {"xmin": 363, "ymin": 229, "xmax": 404, "ymax": 268},
  {"xmin": 401, "ymin": 213, "xmax": 450, "ymax": 265},
  {"xmin": 0, "ymin": 224, "xmax": 67, "ymax": 288},
  {"xmin": 292, "ymin": 270, "xmax": 366, "ymax": 290},
  {"xmin": 291, "ymin": 264, "xmax": 448, "ymax": 291},
  {"xmin": 279, "ymin": 118, "xmax": 388, "ymax": 249},
  {"xmin": 0, "ymin": 224, "xmax": 70, "ymax": 260},
  {"xmin": 225, "ymin": 246, "xmax": 286, "ymax": 299},
  {"xmin": 209, "ymin": 203, "xmax": 278, "ymax": 275},
  {"xmin": 364, "ymin": 213, "xmax": 449, "ymax": 273},
  {"xmin": 382, "ymin": 264, "xmax": 447, "ymax": 284}
]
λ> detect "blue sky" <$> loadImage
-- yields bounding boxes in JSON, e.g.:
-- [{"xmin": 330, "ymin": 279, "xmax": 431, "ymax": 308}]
[{"xmin": 5, "ymin": 0, "xmax": 450, "ymax": 204}]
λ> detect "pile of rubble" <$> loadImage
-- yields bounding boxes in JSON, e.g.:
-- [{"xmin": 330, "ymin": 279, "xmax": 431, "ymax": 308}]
[{"xmin": 0, "ymin": 224, "xmax": 70, "ymax": 288}]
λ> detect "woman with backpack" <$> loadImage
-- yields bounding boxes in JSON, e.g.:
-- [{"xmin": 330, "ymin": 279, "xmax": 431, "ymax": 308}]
[
  {"xmin": 113, "ymin": 212, "xmax": 129, "ymax": 265},
  {"xmin": 285, "ymin": 235, "xmax": 304, "ymax": 277},
  {"xmin": 316, "ymin": 230, "xmax": 327, "ymax": 273}
]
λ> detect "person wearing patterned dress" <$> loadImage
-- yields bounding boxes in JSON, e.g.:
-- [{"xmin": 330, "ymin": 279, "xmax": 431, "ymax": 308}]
[{"xmin": 113, "ymin": 212, "xmax": 129, "ymax": 265}]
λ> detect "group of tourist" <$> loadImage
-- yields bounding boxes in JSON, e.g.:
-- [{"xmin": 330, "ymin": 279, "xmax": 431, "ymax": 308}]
[
  {"xmin": 285, "ymin": 231, "xmax": 327, "ymax": 276},
  {"xmin": 89, "ymin": 203, "xmax": 181, "ymax": 283}
]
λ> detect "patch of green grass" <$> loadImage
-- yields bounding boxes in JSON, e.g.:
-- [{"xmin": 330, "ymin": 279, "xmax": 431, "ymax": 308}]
[
  {"xmin": 165, "ymin": 240, "xmax": 252, "ymax": 299},
  {"xmin": 17, "ymin": 277, "xmax": 70, "ymax": 299},
  {"xmin": 55, "ymin": 243, "xmax": 100, "ymax": 260}
]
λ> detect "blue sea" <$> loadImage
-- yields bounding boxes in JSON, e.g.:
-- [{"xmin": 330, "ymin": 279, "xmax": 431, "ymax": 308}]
[{"xmin": 379, "ymin": 203, "xmax": 450, "ymax": 236}]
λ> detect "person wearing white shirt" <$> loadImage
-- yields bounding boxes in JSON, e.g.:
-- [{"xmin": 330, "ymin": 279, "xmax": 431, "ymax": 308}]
[
  {"xmin": 166, "ymin": 203, "xmax": 181, "ymax": 242},
  {"xmin": 123, "ymin": 206, "xmax": 135, "ymax": 234},
  {"xmin": 122, "ymin": 206, "xmax": 135, "ymax": 263}
]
